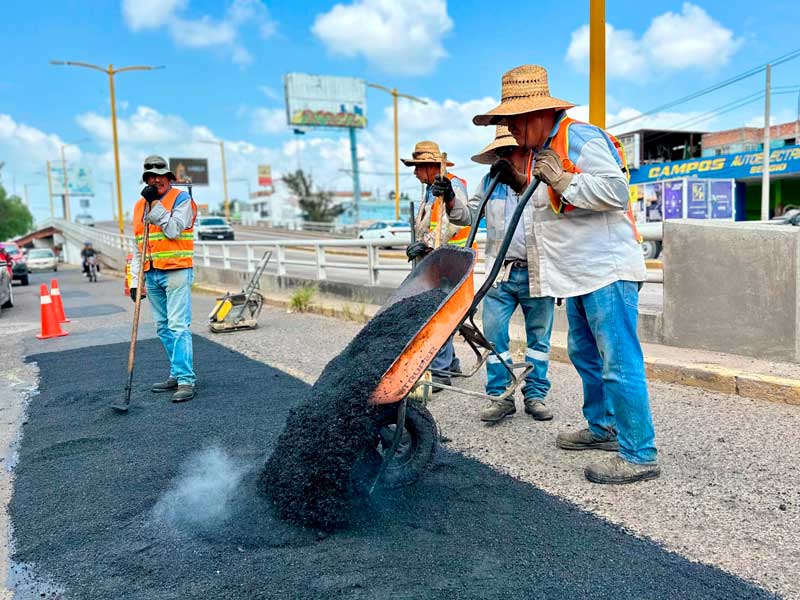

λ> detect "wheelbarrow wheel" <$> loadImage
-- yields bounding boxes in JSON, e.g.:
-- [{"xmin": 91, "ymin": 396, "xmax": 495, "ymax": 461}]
[{"xmin": 369, "ymin": 400, "xmax": 438, "ymax": 490}]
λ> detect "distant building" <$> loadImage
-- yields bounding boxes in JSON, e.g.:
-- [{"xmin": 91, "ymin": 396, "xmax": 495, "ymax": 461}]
[{"xmin": 702, "ymin": 121, "xmax": 800, "ymax": 156}]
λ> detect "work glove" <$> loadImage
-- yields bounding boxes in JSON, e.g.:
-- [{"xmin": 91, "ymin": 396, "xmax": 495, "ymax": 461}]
[
  {"xmin": 141, "ymin": 185, "xmax": 161, "ymax": 204},
  {"xmin": 532, "ymin": 149, "xmax": 573, "ymax": 198},
  {"xmin": 130, "ymin": 288, "xmax": 137, "ymax": 303},
  {"xmin": 489, "ymin": 159, "xmax": 527, "ymax": 193},
  {"xmin": 430, "ymin": 175, "xmax": 455, "ymax": 205},
  {"xmin": 406, "ymin": 241, "xmax": 433, "ymax": 262}
]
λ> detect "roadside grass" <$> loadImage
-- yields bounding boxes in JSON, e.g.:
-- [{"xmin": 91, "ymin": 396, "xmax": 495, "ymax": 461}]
[{"xmin": 288, "ymin": 284, "xmax": 317, "ymax": 313}]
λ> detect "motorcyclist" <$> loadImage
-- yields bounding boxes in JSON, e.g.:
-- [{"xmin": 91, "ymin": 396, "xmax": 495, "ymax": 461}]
[{"xmin": 81, "ymin": 241, "xmax": 98, "ymax": 276}]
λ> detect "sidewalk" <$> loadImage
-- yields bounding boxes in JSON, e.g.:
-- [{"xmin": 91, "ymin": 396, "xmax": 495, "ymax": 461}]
[{"xmin": 194, "ymin": 282, "xmax": 800, "ymax": 407}]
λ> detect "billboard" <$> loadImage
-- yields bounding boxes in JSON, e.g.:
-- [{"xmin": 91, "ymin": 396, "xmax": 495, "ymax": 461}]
[
  {"xmin": 50, "ymin": 165, "xmax": 94, "ymax": 196},
  {"xmin": 169, "ymin": 158, "xmax": 209, "ymax": 185},
  {"xmin": 258, "ymin": 164, "xmax": 273, "ymax": 187},
  {"xmin": 284, "ymin": 73, "xmax": 367, "ymax": 129}
]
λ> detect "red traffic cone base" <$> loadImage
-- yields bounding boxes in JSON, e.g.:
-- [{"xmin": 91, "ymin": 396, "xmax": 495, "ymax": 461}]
[{"xmin": 50, "ymin": 279, "xmax": 70, "ymax": 323}]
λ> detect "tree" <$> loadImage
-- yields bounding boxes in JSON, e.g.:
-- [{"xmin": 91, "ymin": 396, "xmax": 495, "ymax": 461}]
[
  {"xmin": 0, "ymin": 185, "xmax": 33, "ymax": 240},
  {"xmin": 282, "ymin": 169, "xmax": 345, "ymax": 223}
]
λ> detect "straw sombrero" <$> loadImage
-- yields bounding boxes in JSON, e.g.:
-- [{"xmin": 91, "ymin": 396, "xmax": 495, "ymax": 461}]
[
  {"xmin": 473, "ymin": 65, "xmax": 575, "ymax": 127},
  {"xmin": 400, "ymin": 140, "xmax": 455, "ymax": 167},
  {"xmin": 471, "ymin": 125, "xmax": 518, "ymax": 165}
]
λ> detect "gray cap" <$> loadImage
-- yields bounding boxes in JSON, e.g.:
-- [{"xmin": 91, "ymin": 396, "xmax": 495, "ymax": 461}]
[{"xmin": 142, "ymin": 155, "xmax": 176, "ymax": 181}]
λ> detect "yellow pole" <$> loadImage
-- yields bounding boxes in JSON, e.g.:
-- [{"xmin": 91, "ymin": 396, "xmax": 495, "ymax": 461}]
[
  {"xmin": 60, "ymin": 145, "xmax": 71, "ymax": 221},
  {"xmin": 108, "ymin": 64, "xmax": 126, "ymax": 246},
  {"xmin": 220, "ymin": 141, "xmax": 230, "ymax": 220},
  {"xmin": 393, "ymin": 88, "xmax": 400, "ymax": 220},
  {"xmin": 589, "ymin": 0, "xmax": 606, "ymax": 128},
  {"xmin": 46, "ymin": 160, "xmax": 54, "ymax": 220}
]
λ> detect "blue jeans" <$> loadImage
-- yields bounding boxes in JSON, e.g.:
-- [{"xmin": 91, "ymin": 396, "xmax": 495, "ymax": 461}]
[
  {"xmin": 566, "ymin": 281, "xmax": 657, "ymax": 464},
  {"xmin": 145, "ymin": 268, "xmax": 195, "ymax": 386},
  {"xmin": 482, "ymin": 266, "xmax": 554, "ymax": 399},
  {"xmin": 431, "ymin": 336, "xmax": 456, "ymax": 374}
]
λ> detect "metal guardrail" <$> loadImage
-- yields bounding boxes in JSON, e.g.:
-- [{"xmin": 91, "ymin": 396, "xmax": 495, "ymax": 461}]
[{"xmin": 52, "ymin": 219, "xmax": 663, "ymax": 286}]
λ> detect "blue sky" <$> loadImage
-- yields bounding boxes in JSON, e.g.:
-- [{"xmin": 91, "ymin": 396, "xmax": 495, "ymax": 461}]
[{"xmin": 2, "ymin": 0, "xmax": 799, "ymax": 223}]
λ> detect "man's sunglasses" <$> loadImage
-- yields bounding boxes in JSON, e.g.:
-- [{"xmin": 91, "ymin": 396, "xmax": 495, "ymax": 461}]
[
  {"xmin": 144, "ymin": 162, "xmax": 167, "ymax": 169},
  {"xmin": 495, "ymin": 146, "xmax": 514, "ymax": 158}
]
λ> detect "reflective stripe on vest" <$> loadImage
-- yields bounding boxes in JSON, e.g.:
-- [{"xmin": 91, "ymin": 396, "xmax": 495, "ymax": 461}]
[
  {"xmin": 132, "ymin": 187, "xmax": 198, "ymax": 272},
  {"xmin": 534, "ymin": 116, "xmax": 641, "ymax": 242},
  {"xmin": 427, "ymin": 173, "xmax": 475, "ymax": 248}
]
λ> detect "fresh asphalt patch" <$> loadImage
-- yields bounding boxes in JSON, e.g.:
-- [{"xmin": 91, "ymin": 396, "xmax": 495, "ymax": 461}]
[
  {"xmin": 9, "ymin": 336, "xmax": 775, "ymax": 599},
  {"xmin": 61, "ymin": 303, "xmax": 126, "ymax": 318}
]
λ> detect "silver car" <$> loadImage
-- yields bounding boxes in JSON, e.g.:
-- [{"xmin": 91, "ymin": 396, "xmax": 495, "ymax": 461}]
[{"xmin": 26, "ymin": 248, "xmax": 58, "ymax": 272}]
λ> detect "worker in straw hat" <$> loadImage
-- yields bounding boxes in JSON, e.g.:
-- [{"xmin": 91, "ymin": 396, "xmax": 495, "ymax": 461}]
[
  {"xmin": 470, "ymin": 65, "xmax": 659, "ymax": 484},
  {"xmin": 447, "ymin": 126, "xmax": 555, "ymax": 423},
  {"xmin": 130, "ymin": 155, "xmax": 199, "ymax": 403},
  {"xmin": 401, "ymin": 140, "xmax": 470, "ymax": 389}
]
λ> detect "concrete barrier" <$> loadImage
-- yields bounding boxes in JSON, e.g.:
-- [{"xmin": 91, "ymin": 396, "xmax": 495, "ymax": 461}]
[{"xmin": 663, "ymin": 220, "xmax": 800, "ymax": 362}]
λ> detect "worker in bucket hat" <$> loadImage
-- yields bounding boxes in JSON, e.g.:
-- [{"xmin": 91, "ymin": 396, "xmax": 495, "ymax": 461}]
[
  {"xmin": 129, "ymin": 154, "xmax": 199, "ymax": 403},
  {"xmin": 401, "ymin": 140, "xmax": 470, "ymax": 390},
  {"xmin": 447, "ymin": 126, "xmax": 555, "ymax": 423},
  {"xmin": 466, "ymin": 65, "xmax": 658, "ymax": 484}
]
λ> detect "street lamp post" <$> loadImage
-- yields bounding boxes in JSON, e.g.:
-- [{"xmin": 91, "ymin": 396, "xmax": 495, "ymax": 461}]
[
  {"xmin": 199, "ymin": 139, "xmax": 230, "ymax": 219},
  {"xmin": 60, "ymin": 144, "xmax": 71, "ymax": 222},
  {"xmin": 50, "ymin": 60, "xmax": 164, "ymax": 245},
  {"xmin": 367, "ymin": 83, "xmax": 427, "ymax": 220}
]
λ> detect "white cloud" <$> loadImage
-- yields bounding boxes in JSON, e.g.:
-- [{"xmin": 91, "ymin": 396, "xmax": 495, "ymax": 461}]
[
  {"xmin": 566, "ymin": 3, "xmax": 742, "ymax": 79},
  {"xmin": 121, "ymin": 0, "xmax": 276, "ymax": 66},
  {"xmin": 251, "ymin": 107, "xmax": 287, "ymax": 135},
  {"xmin": 568, "ymin": 104, "xmax": 710, "ymax": 133},
  {"xmin": 259, "ymin": 85, "xmax": 282, "ymax": 102},
  {"xmin": 312, "ymin": 0, "xmax": 453, "ymax": 76}
]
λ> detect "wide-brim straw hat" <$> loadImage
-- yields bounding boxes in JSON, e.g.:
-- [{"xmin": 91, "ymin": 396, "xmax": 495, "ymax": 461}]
[
  {"xmin": 471, "ymin": 125, "xmax": 518, "ymax": 165},
  {"xmin": 473, "ymin": 65, "xmax": 575, "ymax": 127},
  {"xmin": 401, "ymin": 140, "xmax": 455, "ymax": 167},
  {"xmin": 142, "ymin": 154, "xmax": 176, "ymax": 181}
]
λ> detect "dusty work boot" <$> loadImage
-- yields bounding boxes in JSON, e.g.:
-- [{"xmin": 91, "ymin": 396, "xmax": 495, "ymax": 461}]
[
  {"xmin": 585, "ymin": 455, "xmax": 661, "ymax": 485},
  {"xmin": 524, "ymin": 399, "xmax": 553, "ymax": 421},
  {"xmin": 431, "ymin": 374, "xmax": 451, "ymax": 393},
  {"xmin": 480, "ymin": 397, "xmax": 516, "ymax": 423},
  {"xmin": 151, "ymin": 377, "xmax": 178, "ymax": 393},
  {"xmin": 556, "ymin": 428, "xmax": 619, "ymax": 451},
  {"xmin": 171, "ymin": 384, "xmax": 195, "ymax": 403}
]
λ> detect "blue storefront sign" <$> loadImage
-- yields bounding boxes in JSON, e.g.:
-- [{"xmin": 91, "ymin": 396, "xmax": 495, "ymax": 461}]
[
  {"xmin": 630, "ymin": 145, "xmax": 800, "ymax": 184},
  {"xmin": 710, "ymin": 181, "xmax": 733, "ymax": 219}
]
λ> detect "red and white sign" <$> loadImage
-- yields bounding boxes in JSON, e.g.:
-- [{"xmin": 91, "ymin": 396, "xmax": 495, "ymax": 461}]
[{"xmin": 258, "ymin": 165, "xmax": 272, "ymax": 188}]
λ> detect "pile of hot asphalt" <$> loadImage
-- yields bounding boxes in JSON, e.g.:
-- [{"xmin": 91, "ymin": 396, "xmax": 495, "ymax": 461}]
[{"xmin": 262, "ymin": 288, "xmax": 447, "ymax": 529}]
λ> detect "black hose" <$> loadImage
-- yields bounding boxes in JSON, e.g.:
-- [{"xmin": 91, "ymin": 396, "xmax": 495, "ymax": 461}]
[{"xmin": 464, "ymin": 174, "xmax": 501, "ymax": 249}]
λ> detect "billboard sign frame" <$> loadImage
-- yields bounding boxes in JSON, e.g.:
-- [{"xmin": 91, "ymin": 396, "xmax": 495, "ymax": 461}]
[
  {"xmin": 169, "ymin": 158, "xmax": 209, "ymax": 186},
  {"xmin": 284, "ymin": 73, "xmax": 367, "ymax": 129}
]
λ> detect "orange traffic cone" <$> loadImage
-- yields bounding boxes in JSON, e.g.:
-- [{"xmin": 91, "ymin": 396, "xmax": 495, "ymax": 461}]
[
  {"xmin": 50, "ymin": 279, "xmax": 70, "ymax": 323},
  {"xmin": 36, "ymin": 284, "xmax": 68, "ymax": 340}
]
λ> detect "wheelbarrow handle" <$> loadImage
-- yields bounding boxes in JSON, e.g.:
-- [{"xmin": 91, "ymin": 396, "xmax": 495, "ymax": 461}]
[
  {"xmin": 468, "ymin": 175, "xmax": 544, "ymax": 314},
  {"xmin": 464, "ymin": 173, "xmax": 501, "ymax": 250}
]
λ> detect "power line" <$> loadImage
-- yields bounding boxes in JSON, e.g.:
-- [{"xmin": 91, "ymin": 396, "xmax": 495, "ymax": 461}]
[{"xmin": 608, "ymin": 47, "xmax": 800, "ymax": 130}]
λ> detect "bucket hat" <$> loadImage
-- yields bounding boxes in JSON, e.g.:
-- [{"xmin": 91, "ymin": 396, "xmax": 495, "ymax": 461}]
[
  {"xmin": 471, "ymin": 125, "xmax": 518, "ymax": 165},
  {"xmin": 401, "ymin": 141, "xmax": 455, "ymax": 167},
  {"xmin": 142, "ymin": 155, "xmax": 176, "ymax": 181},
  {"xmin": 473, "ymin": 65, "xmax": 575, "ymax": 127}
]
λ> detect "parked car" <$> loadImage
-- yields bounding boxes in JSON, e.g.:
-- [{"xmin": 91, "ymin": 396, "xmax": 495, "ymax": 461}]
[
  {"xmin": 195, "ymin": 217, "xmax": 235, "ymax": 240},
  {"xmin": 0, "ymin": 242, "xmax": 28, "ymax": 286},
  {"xmin": 26, "ymin": 248, "xmax": 58, "ymax": 272},
  {"xmin": 75, "ymin": 214, "xmax": 96, "ymax": 227},
  {"xmin": 358, "ymin": 221, "xmax": 412, "ymax": 246},
  {"xmin": 0, "ymin": 251, "xmax": 15, "ymax": 313}
]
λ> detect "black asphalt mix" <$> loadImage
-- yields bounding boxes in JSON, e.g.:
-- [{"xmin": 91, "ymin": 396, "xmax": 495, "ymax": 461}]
[{"xmin": 9, "ymin": 336, "xmax": 775, "ymax": 599}]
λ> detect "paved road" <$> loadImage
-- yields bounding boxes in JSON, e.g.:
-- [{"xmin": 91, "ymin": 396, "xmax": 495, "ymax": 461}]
[{"xmin": 1, "ymin": 268, "xmax": 787, "ymax": 599}]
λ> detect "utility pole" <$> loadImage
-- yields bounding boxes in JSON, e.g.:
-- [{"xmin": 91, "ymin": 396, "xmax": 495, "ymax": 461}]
[
  {"xmin": 199, "ymin": 139, "xmax": 230, "ymax": 219},
  {"xmin": 46, "ymin": 160, "xmax": 54, "ymax": 220},
  {"xmin": 589, "ymin": 0, "xmax": 606, "ymax": 128},
  {"xmin": 761, "ymin": 64, "xmax": 771, "ymax": 221},
  {"xmin": 348, "ymin": 127, "xmax": 361, "ymax": 226},
  {"xmin": 367, "ymin": 83, "xmax": 427, "ymax": 220},
  {"xmin": 60, "ymin": 144, "xmax": 71, "ymax": 222},
  {"xmin": 50, "ymin": 61, "xmax": 164, "ymax": 245}
]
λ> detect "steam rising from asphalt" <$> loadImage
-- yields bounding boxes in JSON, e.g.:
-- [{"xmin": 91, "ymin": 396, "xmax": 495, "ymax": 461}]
[{"xmin": 153, "ymin": 446, "xmax": 248, "ymax": 531}]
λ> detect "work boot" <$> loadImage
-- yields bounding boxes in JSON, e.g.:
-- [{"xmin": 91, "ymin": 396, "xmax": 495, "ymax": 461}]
[
  {"xmin": 556, "ymin": 428, "xmax": 619, "ymax": 451},
  {"xmin": 480, "ymin": 397, "xmax": 516, "ymax": 423},
  {"xmin": 585, "ymin": 455, "xmax": 661, "ymax": 485},
  {"xmin": 431, "ymin": 374, "xmax": 451, "ymax": 393},
  {"xmin": 172, "ymin": 384, "xmax": 195, "ymax": 403},
  {"xmin": 524, "ymin": 399, "xmax": 553, "ymax": 421},
  {"xmin": 151, "ymin": 377, "xmax": 178, "ymax": 393}
]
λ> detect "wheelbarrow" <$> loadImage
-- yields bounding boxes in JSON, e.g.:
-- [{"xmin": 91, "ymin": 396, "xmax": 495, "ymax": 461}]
[{"xmin": 366, "ymin": 174, "xmax": 544, "ymax": 491}]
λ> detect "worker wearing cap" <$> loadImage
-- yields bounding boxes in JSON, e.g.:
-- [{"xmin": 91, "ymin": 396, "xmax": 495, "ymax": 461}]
[
  {"xmin": 402, "ymin": 141, "xmax": 470, "ymax": 389},
  {"xmin": 447, "ymin": 126, "xmax": 555, "ymax": 423},
  {"xmin": 470, "ymin": 65, "xmax": 659, "ymax": 484},
  {"xmin": 130, "ymin": 155, "xmax": 198, "ymax": 403}
]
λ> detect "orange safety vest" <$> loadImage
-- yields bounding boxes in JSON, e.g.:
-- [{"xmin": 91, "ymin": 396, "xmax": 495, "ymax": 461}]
[
  {"xmin": 133, "ymin": 187, "xmax": 198, "ymax": 272},
  {"xmin": 428, "ymin": 173, "xmax": 477, "ymax": 249},
  {"xmin": 534, "ymin": 116, "xmax": 641, "ymax": 242}
]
